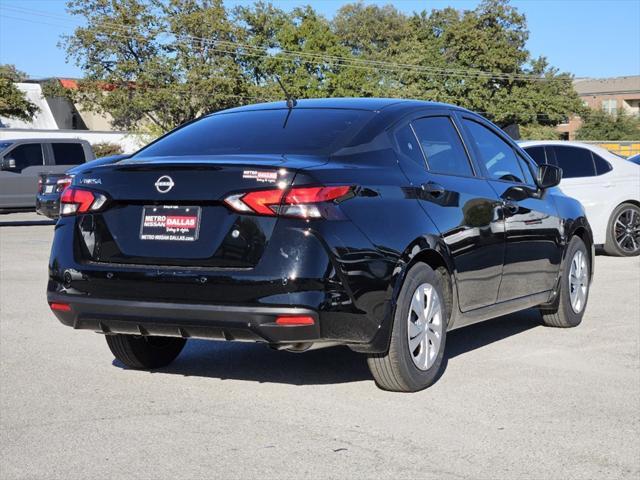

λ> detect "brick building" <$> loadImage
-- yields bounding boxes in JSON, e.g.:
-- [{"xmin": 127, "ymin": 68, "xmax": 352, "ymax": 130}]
[{"xmin": 556, "ymin": 75, "xmax": 640, "ymax": 140}]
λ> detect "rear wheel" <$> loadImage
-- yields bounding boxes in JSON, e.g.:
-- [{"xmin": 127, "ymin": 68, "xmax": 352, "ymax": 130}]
[
  {"xmin": 540, "ymin": 236, "xmax": 590, "ymax": 328},
  {"xmin": 105, "ymin": 334, "xmax": 186, "ymax": 369},
  {"xmin": 367, "ymin": 263, "xmax": 448, "ymax": 392},
  {"xmin": 604, "ymin": 203, "xmax": 640, "ymax": 257}
]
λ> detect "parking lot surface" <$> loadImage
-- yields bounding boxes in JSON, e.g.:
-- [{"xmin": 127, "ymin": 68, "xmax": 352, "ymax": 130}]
[{"xmin": 1, "ymin": 214, "xmax": 639, "ymax": 479}]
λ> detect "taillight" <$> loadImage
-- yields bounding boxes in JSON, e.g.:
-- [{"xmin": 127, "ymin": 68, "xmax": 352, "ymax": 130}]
[
  {"xmin": 224, "ymin": 185, "xmax": 352, "ymax": 219},
  {"xmin": 37, "ymin": 177, "xmax": 44, "ymax": 194},
  {"xmin": 60, "ymin": 187, "xmax": 107, "ymax": 216},
  {"xmin": 56, "ymin": 175, "xmax": 73, "ymax": 193}
]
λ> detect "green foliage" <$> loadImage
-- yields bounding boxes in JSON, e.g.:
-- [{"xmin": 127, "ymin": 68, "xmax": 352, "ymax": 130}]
[
  {"xmin": 0, "ymin": 64, "xmax": 39, "ymax": 121},
  {"xmin": 64, "ymin": 0, "xmax": 249, "ymax": 133},
  {"xmin": 520, "ymin": 123, "xmax": 562, "ymax": 140},
  {"xmin": 62, "ymin": 0, "xmax": 584, "ymax": 133},
  {"xmin": 91, "ymin": 142, "xmax": 124, "ymax": 157},
  {"xmin": 576, "ymin": 110, "xmax": 640, "ymax": 141}
]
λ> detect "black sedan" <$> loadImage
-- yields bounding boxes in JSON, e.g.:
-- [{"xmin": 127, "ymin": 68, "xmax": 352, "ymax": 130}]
[{"xmin": 47, "ymin": 98, "xmax": 593, "ymax": 392}]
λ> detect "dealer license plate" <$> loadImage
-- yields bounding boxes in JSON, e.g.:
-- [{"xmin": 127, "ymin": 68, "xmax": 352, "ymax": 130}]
[{"xmin": 140, "ymin": 206, "xmax": 201, "ymax": 242}]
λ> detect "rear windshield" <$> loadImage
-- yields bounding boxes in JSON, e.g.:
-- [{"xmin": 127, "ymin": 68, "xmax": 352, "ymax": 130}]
[{"xmin": 134, "ymin": 108, "xmax": 374, "ymax": 157}]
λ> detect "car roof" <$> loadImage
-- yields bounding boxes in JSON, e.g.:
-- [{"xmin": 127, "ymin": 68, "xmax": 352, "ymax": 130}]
[
  {"xmin": 0, "ymin": 138, "xmax": 89, "ymax": 144},
  {"xmin": 519, "ymin": 140, "xmax": 636, "ymax": 167},
  {"xmin": 219, "ymin": 97, "xmax": 464, "ymax": 114}
]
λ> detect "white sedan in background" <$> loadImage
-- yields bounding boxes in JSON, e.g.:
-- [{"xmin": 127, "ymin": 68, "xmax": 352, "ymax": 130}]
[{"xmin": 521, "ymin": 141, "xmax": 640, "ymax": 256}]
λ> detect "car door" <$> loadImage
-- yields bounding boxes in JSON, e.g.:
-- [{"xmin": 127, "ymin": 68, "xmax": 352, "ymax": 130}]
[
  {"xmin": 459, "ymin": 116, "xmax": 563, "ymax": 302},
  {"xmin": 394, "ymin": 111, "xmax": 504, "ymax": 311},
  {"xmin": 546, "ymin": 145, "xmax": 612, "ymax": 243},
  {"xmin": 0, "ymin": 142, "xmax": 46, "ymax": 209}
]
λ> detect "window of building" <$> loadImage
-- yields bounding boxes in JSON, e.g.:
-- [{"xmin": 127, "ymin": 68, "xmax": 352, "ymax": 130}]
[{"xmin": 602, "ymin": 99, "xmax": 617, "ymax": 115}]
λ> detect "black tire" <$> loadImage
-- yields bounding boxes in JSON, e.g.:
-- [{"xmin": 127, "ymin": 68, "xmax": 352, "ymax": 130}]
[
  {"xmin": 540, "ymin": 236, "xmax": 590, "ymax": 328},
  {"xmin": 604, "ymin": 203, "xmax": 640, "ymax": 257},
  {"xmin": 367, "ymin": 263, "xmax": 449, "ymax": 392},
  {"xmin": 105, "ymin": 334, "xmax": 186, "ymax": 369}
]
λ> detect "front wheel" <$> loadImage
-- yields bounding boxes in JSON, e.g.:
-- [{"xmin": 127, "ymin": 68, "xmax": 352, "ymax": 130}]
[
  {"xmin": 604, "ymin": 203, "xmax": 640, "ymax": 256},
  {"xmin": 106, "ymin": 334, "xmax": 186, "ymax": 369},
  {"xmin": 367, "ymin": 263, "xmax": 449, "ymax": 392},
  {"xmin": 540, "ymin": 236, "xmax": 590, "ymax": 328}
]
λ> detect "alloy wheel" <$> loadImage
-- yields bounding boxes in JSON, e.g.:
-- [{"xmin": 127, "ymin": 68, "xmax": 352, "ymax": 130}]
[
  {"xmin": 614, "ymin": 208, "xmax": 640, "ymax": 254},
  {"xmin": 568, "ymin": 249, "xmax": 589, "ymax": 314},
  {"xmin": 407, "ymin": 283, "xmax": 443, "ymax": 371}
]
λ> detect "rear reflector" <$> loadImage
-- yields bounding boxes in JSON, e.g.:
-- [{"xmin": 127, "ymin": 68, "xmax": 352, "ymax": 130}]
[
  {"xmin": 275, "ymin": 315, "xmax": 315, "ymax": 326},
  {"xmin": 49, "ymin": 302, "xmax": 71, "ymax": 312}
]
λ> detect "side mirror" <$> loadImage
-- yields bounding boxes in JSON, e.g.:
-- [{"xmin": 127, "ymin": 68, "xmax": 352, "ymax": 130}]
[
  {"xmin": 0, "ymin": 157, "xmax": 16, "ymax": 170},
  {"xmin": 537, "ymin": 164, "xmax": 562, "ymax": 189}
]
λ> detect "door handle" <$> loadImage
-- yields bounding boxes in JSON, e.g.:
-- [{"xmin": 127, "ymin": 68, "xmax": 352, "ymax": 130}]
[
  {"xmin": 421, "ymin": 181, "xmax": 445, "ymax": 197},
  {"xmin": 502, "ymin": 199, "xmax": 519, "ymax": 215},
  {"xmin": 603, "ymin": 182, "xmax": 614, "ymax": 188}
]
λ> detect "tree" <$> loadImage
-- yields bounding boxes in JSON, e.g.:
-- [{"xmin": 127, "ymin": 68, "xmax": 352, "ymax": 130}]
[
  {"xmin": 519, "ymin": 123, "xmax": 562, "ymax": 140},
  {"xmin": 576, "ymin": 110, "xmax": 640, "ymax": 141},
  {"xmin": 63, "ymin": 0, "xmax": 249, "ymax": 133},
  {"xmin": 234, "ymin": 3, "xmax": 377, "ymax": 99},
  {"xmin": 0, "ymin": 64, "xmax": 39, "ymax": 122},
  {"xmin": 62, "ymin": 0, "xmax": 584, "ymax": 134},
  {"xmin": 395, "ymin": 0, "xmax": 583, "ymax": 126}
]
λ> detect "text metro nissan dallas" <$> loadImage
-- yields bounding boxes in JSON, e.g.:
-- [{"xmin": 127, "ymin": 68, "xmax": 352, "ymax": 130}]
[{"xmin": 47, "ymin": 98, "xmax": 593, "ymax": 392}]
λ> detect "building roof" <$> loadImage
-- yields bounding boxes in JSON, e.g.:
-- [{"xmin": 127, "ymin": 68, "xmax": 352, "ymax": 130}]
[{"xmin": 573, "ymin": 76, "xmax": 640, "ymax": 96}]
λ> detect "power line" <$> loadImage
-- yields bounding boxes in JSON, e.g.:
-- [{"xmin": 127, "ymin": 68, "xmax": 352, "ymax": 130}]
[{"xmin": 0, "ymin": 4, "xmax": 564, "ymax": 83}]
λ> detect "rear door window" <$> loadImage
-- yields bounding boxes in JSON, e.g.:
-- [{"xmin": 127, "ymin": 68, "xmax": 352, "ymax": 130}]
[
  {"xmin": 462, "ymin": 119, "xmax": 529, "ymax": 184},
  {"xmin": 593, "ymin": 153, "xmax": 613, "ymax": 175},
  {"xmin": 52, "ymin": 143, "xmax": 86, "ymax": 165},
  {"xmin": 552, "ymin": 146, "xmax": 595, "ymax": 178},
  {"xmin": 411, "ymin": 116, "xmax": 473, "ymax": 176},
  {"xmin": 4, "ymin": 143, "xmax": 44, "ymax": 172},
  {"xmin": 394, "ymin": 124, "xmax": 425, "ymax": 167}
]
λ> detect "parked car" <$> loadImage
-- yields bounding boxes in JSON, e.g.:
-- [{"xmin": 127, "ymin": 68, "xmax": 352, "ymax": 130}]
[
  {"xmin": 627, "ymin": 153, "xmax": 640, "ymax": 166},
  {"xmin": 36, "ymin": 154, "xmax": 129, "ymax": 219},
  {"xmin": 48, "ymin": 98, "xmax": 593, "ymax": 392},
  {"xmin": 521, "ymin": 141, "xmax": 640, "ymax": 257},
  {"xmin": 0, "ymin": 138, "xmax": 95, "ymax": 213}
]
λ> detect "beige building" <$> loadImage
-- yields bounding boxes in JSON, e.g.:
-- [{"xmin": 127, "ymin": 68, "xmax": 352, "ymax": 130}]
[{"xmin": 556, "ymin": 75, "xmax": 640, "ymax": 140}]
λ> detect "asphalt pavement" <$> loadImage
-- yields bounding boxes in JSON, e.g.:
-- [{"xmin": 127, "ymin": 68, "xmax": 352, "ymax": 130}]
[{"xmin": 1, "ymin": 213, "xmax": 638, "ymax": 479}]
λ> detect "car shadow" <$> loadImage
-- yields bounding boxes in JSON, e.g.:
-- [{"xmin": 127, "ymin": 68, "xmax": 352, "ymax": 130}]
[
  {"xmin": 113, "ymin": 309, "xmax": 543, "ymax": 387},
  {"xmin": 0, "ymin": 219, "xmax": 55, "ymax": 227}
]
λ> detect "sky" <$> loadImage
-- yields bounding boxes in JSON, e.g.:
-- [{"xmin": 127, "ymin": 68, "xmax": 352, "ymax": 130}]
[{"xmin": 0, "ymin": 0, "xmax": 638, "ymax": 79}]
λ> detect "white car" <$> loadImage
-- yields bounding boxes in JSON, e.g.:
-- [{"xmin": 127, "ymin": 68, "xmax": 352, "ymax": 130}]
[{"xmin": 520, "ymin": 141, "xmax": 640, "ymax": 256}]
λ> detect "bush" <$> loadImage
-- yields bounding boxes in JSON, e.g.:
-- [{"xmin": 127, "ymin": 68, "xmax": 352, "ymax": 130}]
[
  {"xmin": 520, "ymin": 123, "xmax": 562, "ymax": 140},
  {"xmin": 92, "ymin": 142, "xmax": 123, "ymax": 158},
  {"xmin": 576, "ymin": 110, "xmax": 640, "ymax": 141}
]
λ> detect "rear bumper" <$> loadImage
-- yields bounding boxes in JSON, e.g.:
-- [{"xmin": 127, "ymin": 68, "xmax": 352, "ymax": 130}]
[
  {"xmin": 35, "ymin": 194, "xmax": 60, "ymax": 219},
  {"xmin": 48, "ymin": 292, "xmax": 322, "ymax": 344}
]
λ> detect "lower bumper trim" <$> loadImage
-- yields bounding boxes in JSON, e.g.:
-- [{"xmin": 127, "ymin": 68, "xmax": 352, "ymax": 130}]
[{"xmin": 47, "ymin": 293, "xmax": 321, "ymax": 343}]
